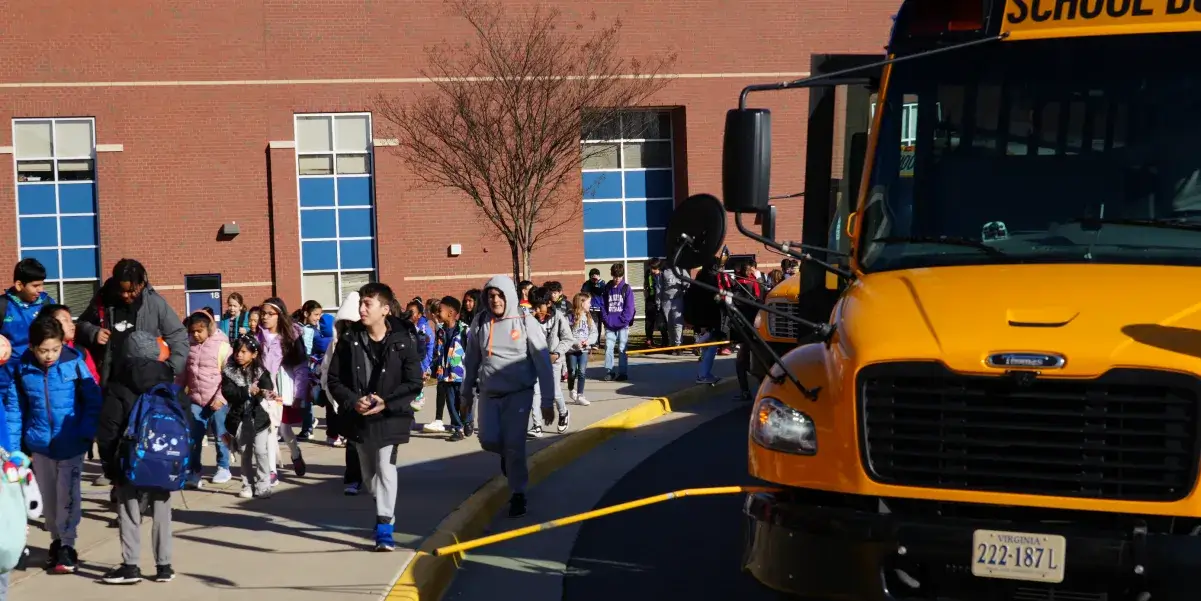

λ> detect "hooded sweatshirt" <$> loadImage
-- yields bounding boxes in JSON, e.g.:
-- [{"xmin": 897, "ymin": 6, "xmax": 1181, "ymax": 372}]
[
  {"xmin": 320, "ymin": 292, "xmax": 361, "ymax": 397},
  {"xmin": 461, "ymin": 275, "xmax": 556, "ymax": 406},
  {"xmin": 536, "ymin": 307, "xmax": 574, "ymax": 357},
  {"xmin": 600, "ymin": 278, "xmax": 637, "ymax": 331}
]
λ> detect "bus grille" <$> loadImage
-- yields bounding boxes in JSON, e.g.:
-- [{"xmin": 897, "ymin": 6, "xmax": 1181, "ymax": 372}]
[
  {"xmin": 858, "ymin": 363, "xmax": 1201, "ymax": 502},
  {"xmin": 766, "ymin": 300, "xmax": 802, "ymax": 340}
]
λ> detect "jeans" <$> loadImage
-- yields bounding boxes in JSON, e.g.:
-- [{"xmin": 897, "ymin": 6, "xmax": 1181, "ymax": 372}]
[
  {"xmin": 190, "ymin": 403, "xmax": 230, "ymax": 474},
  {"xmin": 301, "ymin": 402, "xmax": 316, "ymax": 435},
  {"xmin": 604, "ymin": 327, "xmax": 630, "ymax": 376},
  {"xmin": 566, "ymin": 350, "xmax": 587, "ymax": 394},
  {"xmin": 437, "ymin": 381, "xmax": 464, "ymax": 431},
  {"xmin": 699, "ymin": 345, "xmax": 718, "ymax": 379}
]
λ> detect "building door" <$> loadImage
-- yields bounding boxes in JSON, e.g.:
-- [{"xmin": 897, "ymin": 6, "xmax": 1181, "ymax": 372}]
[{"xmin": 185, "ymin": 274, "xmax": 222, "ymax": 316}]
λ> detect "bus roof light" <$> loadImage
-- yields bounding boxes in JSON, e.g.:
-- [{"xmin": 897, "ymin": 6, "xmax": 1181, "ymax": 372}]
[{"xmin": 906, "ymin": 0, "xmax": 986, "ymax": 35}]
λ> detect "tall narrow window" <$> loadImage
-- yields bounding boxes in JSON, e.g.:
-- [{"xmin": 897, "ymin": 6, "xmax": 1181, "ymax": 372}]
[
  {"xmin": 13, "ymin": 118, "xmax": 100, "ymax": 314},
  {"xmin": 580, "ymin": 110, "xmax": 675, "ymax": 331},
  {"xmin": 295, "ymin": 113, "xmax": 377, "ymax": 309}
]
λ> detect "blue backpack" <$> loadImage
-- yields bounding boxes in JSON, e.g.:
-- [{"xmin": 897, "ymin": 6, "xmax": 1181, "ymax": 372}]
[{"xmin": 121, "ymin": 383, "xmax": 192, "ymax": 492}]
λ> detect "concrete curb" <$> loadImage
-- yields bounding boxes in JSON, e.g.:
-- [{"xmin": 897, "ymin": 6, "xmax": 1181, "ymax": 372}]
[{"xmin": 383, "ymin": 377, "xmax": 739, "ymax": 601}]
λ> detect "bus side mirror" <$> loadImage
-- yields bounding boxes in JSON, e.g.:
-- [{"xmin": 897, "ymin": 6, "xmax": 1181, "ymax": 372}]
[
  {"xmin": 754, "ymin": 206, "xmax": 777, "ymax": 240},
  {"xmin": 722, "ymin": 108, "xmax": 772, "ymax": 213}
]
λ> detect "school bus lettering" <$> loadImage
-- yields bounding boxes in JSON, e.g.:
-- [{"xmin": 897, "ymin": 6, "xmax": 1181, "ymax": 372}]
[{"xmin": 1003, "ymin": 0, "xmax": 1201, "ymax": 37}]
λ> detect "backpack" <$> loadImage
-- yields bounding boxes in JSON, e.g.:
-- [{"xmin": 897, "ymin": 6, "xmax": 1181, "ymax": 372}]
[{"xmin": 121, "ymin": 382, "xmax": 192, "ymax": 492}]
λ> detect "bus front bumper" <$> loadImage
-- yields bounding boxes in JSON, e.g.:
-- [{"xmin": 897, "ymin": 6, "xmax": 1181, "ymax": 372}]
[{"xmin": 742, "ymin": 491, "xmax": 1201, "ymax": 601}]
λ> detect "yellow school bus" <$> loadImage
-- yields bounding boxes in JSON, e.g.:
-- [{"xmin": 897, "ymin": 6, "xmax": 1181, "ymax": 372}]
[{"xmin": 732, "ymin": 0, "xmax": 1201, "ymax": 598}]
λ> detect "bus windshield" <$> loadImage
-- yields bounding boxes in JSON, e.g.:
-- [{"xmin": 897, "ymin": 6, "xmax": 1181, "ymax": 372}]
[{"xmin": 858, "ymin": 33, "xmax": 1201, "ymax": 273}]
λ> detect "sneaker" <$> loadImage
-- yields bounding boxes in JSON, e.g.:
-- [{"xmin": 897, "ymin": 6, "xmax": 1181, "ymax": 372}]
[
  {"xmin": 93, "ymin": 474, "xmax": 111, "ymax": 487},
  {"xmin": 293, "ymin": 455, "xmax": 307, "ymax": 477},
  {"xmin": 238, "ymin": 486, "xmax": 254, "ymax": 499},
  {"xmin": 557, "ymin": 410, "xmax": 570, "ymax": 434},
  {"xmin": 737, "ymin": 391, "xmax": 753, "ymax": 403},
  {"xmin": 447, "ymin": 429, "xmax": 465, "ymax": 442},
  {"xmin": 212, "ymin": 467, "xmax": 233, "ymax": 484},
  {"xmin": 297, "ymin": 430, "xmax": 312, "ymax": 441},
  {"xmin": 270, "ymin": 472, "xmax": 279, "ymax": 487},
  {"xmin": 568, "ymin": 390, "xmax": 578, "ymax": 402},
  {"xmin": 44, "ymin": 540, "xmax": 61, "ymax": 570},
  {"xmin": 153, "ymin": 564, "xmax": 175, "ymax": 583},
  {"xmin": 328, "ymin": 437, "xmax": 346, "ymax": 448},
  {"xmin": 575, "ymin": 395, "xmax": 590, "ymax": 406},
  {"xmin": 14, "ymin": 545, "xmax": 30, "ymax": 571},
  {"xmin": 508, "ymin": 493, "xmax": 527, "ymax": 518},
  {"xmin": 101, "ymin": 564, "xmax": 143, "ymax": 585},
  {"xmin": 51, "ymin": 545, "xmax": 78, "ymax": 574},
  {"xmin": 373, "ymin": 522, "xmax": 396, "ymax": 552},
  {"xmin": 344, "ymin": 482, "xmax": 361, "ymax": 496},
  {"xmin": 603, "ymin": 372, "xmax": 616, "ymax": 382},
  {"xmin": 527, "ymin": 425, "xmax": 543, "ymax": 439},
  {"xmin": 201, "ymin": 436, "xmax": 210, "ymax": 447},
  {"xmin": 422, "ymin": 420, "xmax": 446, "ymax": 434},
  {"xmin": 696, "ymin": 375, "xmax": 720, "ymax": 385},
  {"xmin": 186, "ymin": 473, "xmax": 204, "ymax": 490},
  {"xmin": 464, "ymin": 423, "xmax": 475, "ymax": 437},
  {"xmin": 615, "ymin": 373, "xmax": 629, "ymax": 382}
]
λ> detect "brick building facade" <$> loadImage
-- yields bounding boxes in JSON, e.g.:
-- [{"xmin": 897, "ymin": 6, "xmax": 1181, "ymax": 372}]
[{"xmin": 0, "ymin": 0, "xmax": 896, "ymax": 320}]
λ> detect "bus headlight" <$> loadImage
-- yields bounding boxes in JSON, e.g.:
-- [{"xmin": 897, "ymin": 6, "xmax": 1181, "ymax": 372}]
[
  {"xmin": 754, "ymin": 311, "xmax": 763, "ymax": 329},
  {"xmin": 751, "ymin": 397, "xmax": 816, "ymax": 455}
]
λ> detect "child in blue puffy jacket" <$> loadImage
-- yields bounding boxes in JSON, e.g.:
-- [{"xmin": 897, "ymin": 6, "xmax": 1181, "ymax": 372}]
[{"xmin": 4, "ymin": 314, "xmax": 103, "ymax": 575}]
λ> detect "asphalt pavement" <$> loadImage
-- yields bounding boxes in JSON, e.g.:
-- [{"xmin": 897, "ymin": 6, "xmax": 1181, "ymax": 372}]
[
  {"xmin": 563, "ymin": 404, "xmax": 776, "ymax": 601},
  {"xmin": 445, "ymin": 395, "xmax": 779, "ymax": 601}
]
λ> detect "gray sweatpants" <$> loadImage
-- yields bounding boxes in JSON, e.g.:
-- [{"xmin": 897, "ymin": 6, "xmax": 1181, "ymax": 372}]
[
  {"xmin": 659, "ymin": 299, "xmax": 684, "ymax": 347},
  {"xmin": 240, "ymin": 426, "xmax": 272, "ymax": 496},
  {"xmin": 530, "ymin": 357, "xmax": 567, "ymax": 429},
  {"xmin": 479, "ymin": 389, "xmax": 534, "ymax": 494},
  {"xmin": 115, "ymin": 483, "xmax": 172, "ymax": 566},
  {"xmin": 355, "ymin": 443, "xmax": 398, "ymax": 522},
  {"xmin": 31, "ymin": 453, "xmax": 84, "ymax": 547}
]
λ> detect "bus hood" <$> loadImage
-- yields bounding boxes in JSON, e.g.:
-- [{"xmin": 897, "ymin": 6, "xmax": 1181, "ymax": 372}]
[{"xmin": 837, "ymin": 264, "xmax": 1201, "ymax": 377}]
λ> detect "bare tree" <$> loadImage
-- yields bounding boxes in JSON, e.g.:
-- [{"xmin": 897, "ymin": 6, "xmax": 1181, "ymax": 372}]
[{"xmin": 374, "ymin": 0, "xmax": 677, "ymax": 282}]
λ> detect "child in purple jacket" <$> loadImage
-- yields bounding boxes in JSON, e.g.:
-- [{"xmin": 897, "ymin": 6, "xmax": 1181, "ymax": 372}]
[{"xmin": 599, "ymin": 262, "xmax": 636, "ymax": 381}]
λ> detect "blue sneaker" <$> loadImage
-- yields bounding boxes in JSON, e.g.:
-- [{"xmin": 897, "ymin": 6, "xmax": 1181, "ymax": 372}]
[{"xmin": 373, "ymin": 522, "xmax": 396, "ymax": 552}]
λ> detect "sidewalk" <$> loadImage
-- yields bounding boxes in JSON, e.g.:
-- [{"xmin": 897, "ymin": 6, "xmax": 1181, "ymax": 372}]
[{"xmin": 7, "ymin": 352, "xmax": 733, "ymax": 601}]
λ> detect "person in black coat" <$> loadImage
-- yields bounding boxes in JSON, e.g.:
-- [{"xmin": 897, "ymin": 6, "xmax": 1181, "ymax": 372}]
[
  {"xmin": 221, "ymin": 334, "xmax": 275, "ymax": 499},
  {"xmin": 93, "ymin": 331, "xmax": 180, "ymax": 585},
  {"xmin": 326, "ymin": 283, "xmax": 424, "ymax": 552}
]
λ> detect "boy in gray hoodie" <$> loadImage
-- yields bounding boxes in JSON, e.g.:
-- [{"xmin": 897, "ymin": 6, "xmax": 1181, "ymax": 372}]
[
  {"xmin": 528, "ymin": 287, "xmax": 573, "ymax": 436},
  {"xmin": 461, "ymin": 275, "xmax": 556, "ymax": 518}
]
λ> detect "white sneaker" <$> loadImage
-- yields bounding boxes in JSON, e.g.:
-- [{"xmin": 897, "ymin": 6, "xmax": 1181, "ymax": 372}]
[
  {"xmin": 576, "ymin": 395, "xmax": 590, "ymax": 406},
  {"xmin": 212, "ymin": 468, "xmax": 233, "ymax": 484},
  {"xmin": 568, "ymin": 390, "xmax": 578, "ymax": 402},
  {"xmin": 238, "ymin": 486, "xmax": 253, "ymax": 499},
  {"xmin": 527, "ymin": 425, "xmax": 543, "ymax": 439},
  {"xmin": 423, "ymin": 420, "xmax": 446, "ymax": 433}
]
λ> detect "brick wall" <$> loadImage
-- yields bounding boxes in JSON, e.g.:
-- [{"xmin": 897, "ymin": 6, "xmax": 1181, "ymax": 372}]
[{"xmin": 0, "ymin": 0, "xmax": 896, "ymax": 312}]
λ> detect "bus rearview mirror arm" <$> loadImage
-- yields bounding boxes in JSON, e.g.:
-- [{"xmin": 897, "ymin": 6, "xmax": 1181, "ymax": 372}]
[{"xmin": 734, "ymin": 212, "xmax": 854, "ymax": 280}]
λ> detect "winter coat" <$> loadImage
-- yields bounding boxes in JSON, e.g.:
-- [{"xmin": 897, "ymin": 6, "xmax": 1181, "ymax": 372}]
[
  {"xmin": 415, "ymin": 316, "xmax": 435, "ymax": 373},
  {"xmin": 222, "ymin": 362, "xmax": 274, "ymax": 437},
  {"xmin": 218, "ymin": 311, "xmax": 251, "ymax": 340},
  {"xmin": 182, "ymin": 327, "xmax": 231, "ymax": 408},
  {"xmin": 600, "ymin": 278, "xmax": 636, "ymax": 331},
  {"xmin": 77, "ymin": 279, "xmax": 190, "ymax": 385},
  {"xmin": 434, "ymin": 321, "xmax": 468, "ymax": 383},
  {"xmin": 94, "ymin": 357, "xmax": 178, "ymax": 481},
  {"xmin": 257, "ymin": 323, "xmax": 311, "ymax": 426},
  {"xmin": 0, "ymin": 289, "xmax": 55, "ymax": 390},
  {"xmin": 5, "ymin": 346, "xmax": 104, "ymax": 460},
  {"xmin": 67, "ymin": 340, "xmax": 100, "ymax": 383},
  {"xmin": 582, "ymin": 278, "xmax": 606, "ymax": 312},
  {"xmin": 327, "ymin": 316, "xmax": 425, "ymax": 448}
]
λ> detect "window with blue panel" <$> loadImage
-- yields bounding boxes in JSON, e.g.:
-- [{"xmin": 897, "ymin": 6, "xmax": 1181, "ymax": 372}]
[
  {"xmin": 579, "ymin": 110, "xmax": 676, "ymax": 329},
  {"xmin": 295, "ymin": 113, "xmax": 378, "ymax": 309},
  {"xmin": 13, "ymin": 118, "xmax": 100, "ymax": 316}
]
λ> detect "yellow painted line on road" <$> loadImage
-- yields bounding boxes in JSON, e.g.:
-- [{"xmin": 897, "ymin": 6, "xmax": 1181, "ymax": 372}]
[{"xmin": 383, "ymin": 377, "xmax": 738, "ymax": 601}]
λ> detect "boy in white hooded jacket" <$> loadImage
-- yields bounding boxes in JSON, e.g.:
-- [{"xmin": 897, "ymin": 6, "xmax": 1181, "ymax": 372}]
[
  {"xmin": 528, "ymin": 287, "xmax": 573, "ymax": 436},
  {"xmin": 461, "ymin": 276, "xmax": 555, "ymax": 518}
]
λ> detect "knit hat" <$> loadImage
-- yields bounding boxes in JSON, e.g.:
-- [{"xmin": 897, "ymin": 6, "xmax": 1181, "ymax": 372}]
[
  {"xmin": 335, "ymin": 292, "xmax": 361, "ymax": 323},
  {"xmin": 125, "ymin": 331, "xmax": 162, "ymax": 361}
]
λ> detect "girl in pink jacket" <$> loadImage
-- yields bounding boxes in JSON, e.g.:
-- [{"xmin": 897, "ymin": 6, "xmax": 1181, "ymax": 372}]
[
  {"xmin": 181, "ymin": 312, "xmax": 233, "ymax": 488},
  {"xmin": 257, "ymin": 298, "xmax": 311, "ymax": 485}
]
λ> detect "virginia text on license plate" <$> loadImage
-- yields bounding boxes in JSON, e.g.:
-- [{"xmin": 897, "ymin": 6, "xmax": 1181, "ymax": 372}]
[{"xmin": 971, "ymin": 529, "xmax": 1066, "ymax": 583}]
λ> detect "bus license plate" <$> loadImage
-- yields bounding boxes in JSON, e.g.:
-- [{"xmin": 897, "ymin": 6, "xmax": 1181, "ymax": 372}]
[{"xmin": 971, "ymin": 529, "xmax": 1066, "ymax": 583}]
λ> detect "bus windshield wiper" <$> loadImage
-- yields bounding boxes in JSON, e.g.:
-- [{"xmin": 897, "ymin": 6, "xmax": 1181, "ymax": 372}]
[
  {"xmin": 871, "ymin": 235, "xmax": 1006, "ymax": 256},
  {"xmin": 1068, "ymin": 216, "xmax": 1201, "ymax": 232}
]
